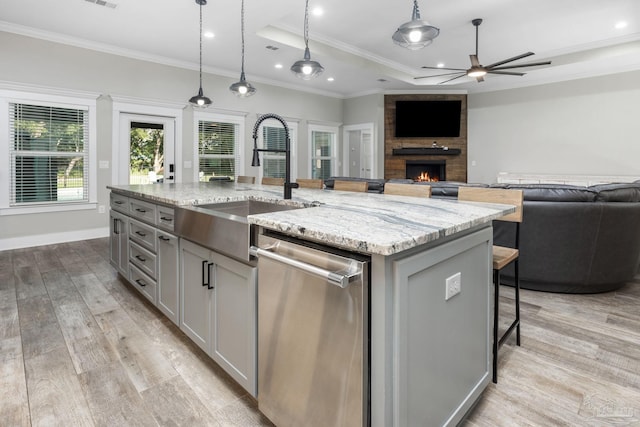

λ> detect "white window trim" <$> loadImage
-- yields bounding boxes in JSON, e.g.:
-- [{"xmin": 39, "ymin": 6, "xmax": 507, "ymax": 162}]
[
  {"xmin": 193, "ymin": 111, "xmax": 245, "ymax": 182},
  {"xmin": 0, "ymin": 89, "xmax": 98, "ymax": 216},
  {"xmin": 256, "ymin": 119, "xmax": 298, "ymax": 183},
  {"xmin": 308, "ymin": 123, "xmax": 339, "ymax": 179}
]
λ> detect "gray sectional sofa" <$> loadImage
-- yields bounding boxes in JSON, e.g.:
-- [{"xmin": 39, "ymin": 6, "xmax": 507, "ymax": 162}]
[{"xmin": 327, "ymin": 177, "xmax": 640, "ymax": 293}]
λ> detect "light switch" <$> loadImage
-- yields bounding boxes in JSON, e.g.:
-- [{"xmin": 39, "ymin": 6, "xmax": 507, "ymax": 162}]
[{"xmin": 99, "ymin": 160, "xmax": 109, "ymax": 169}]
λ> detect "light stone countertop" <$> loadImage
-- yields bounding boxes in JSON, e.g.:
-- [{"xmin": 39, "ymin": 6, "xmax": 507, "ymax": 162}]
[{"xmin": 108, "ymin": 182, "xmax": 514, "ymax": 255}]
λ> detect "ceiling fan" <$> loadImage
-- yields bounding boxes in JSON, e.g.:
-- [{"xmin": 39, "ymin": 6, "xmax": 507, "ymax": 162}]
[{"xmin": 416, "ymin": 18, "xmax": 551, "ymax": 84}]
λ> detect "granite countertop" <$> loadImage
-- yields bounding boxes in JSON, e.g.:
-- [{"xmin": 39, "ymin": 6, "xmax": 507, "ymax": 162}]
[{"xmin": 108, "ymin": 182, "xmax": 514, "ymax": 255}]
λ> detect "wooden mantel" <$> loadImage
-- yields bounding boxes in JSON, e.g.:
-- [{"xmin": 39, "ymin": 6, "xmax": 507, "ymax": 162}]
[{"xmin": 384, "ymin": 94, "xmax": 468, "ymax": 182}]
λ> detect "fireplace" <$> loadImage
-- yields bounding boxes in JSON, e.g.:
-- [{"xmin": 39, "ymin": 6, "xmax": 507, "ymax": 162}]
[{"xmin": 406, "ymin": 160, "xmax": 446, "ymax": 182}]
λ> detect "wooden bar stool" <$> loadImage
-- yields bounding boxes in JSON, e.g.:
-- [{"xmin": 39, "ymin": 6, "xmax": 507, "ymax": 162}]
[
  {"xmin": 236, "ymin": 175, "xmax": 255, "ymax": 184},
  {"xmin": 333, "ymin": 180, "xmax": 368, "ymax": 192},
  {"xmin": 384, "ymin": 183, "xmax": 431, "ymax": 197},
  {"xmin": 296, "ymin": 178, "xmax": 324, "ymax": 189},
  {"xmin": 458, "ymin": 186, "xmax": 523, "ymax": 383},
  {"xmin": 261, "ymin": 177, "xmax": 285, "ymax": 186}
]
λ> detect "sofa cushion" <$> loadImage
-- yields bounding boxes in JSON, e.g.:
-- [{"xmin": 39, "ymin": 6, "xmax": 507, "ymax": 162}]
[
  {"xmin": 502, "ymin": 184, "xmax": 597, "ymax": 202},
  {"xmin": 430, "ymin": 181, "xmax": 488, "ymax": 198},
  {"xmin": 324, "ymin": 177, "xmax": 386, "ymax": 193},
  {"xmin": 590, "ymin": 183, "xmax": 640, "ymax": 202}
]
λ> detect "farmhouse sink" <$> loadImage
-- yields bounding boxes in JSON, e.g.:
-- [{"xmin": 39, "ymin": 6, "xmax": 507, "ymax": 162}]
[{"xmin": 175, "ymin": 199, "xmax": 303, "ymax": 262}]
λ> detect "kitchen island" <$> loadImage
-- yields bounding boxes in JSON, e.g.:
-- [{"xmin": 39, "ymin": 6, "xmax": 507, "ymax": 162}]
[{"xmin": 108, "ymin": 181, "xmax": 514, "ymax": 427}]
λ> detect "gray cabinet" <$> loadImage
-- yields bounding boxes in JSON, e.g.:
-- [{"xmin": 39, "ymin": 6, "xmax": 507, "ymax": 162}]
[
  {"xmin": 109, "ymin": 208, "xmax": 129, "ymax": 276},
  {"xmin": 158, "ymin": 231, "xmax": 179, "ymax": 325},
  {"xmin": 179, "ymin": 239, "xmax": 257, "ymax": 396}
]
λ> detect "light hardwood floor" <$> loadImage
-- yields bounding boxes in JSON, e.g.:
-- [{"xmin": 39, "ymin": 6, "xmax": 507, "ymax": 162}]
[{"xmin": 1, "ymin": 238, "xmax": 639, "ymax": 426}]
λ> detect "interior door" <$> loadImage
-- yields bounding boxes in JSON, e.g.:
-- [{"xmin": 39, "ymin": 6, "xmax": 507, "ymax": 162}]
[
  {"xmin": 344, "ymin": 124, "xmax": 375, "ymax": 178},
  {"xmin": 118, "ymin": 113, "xmax": 175, "ymax": 185}
]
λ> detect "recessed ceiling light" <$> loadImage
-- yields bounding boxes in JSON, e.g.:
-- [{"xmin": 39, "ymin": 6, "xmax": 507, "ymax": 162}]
[
  {"xmin": 204, "ymin": 31, "xmax": 215, "ymax": 38},
  {"xmin": 615, "ymin": 21, "xmax": 628, "ymax": 29},
  {"xmin": 437, "ymin": 63, "xmax": 445, "ymax": 68},
  {"xmin": 327, "ymin": 77, "xmax": 334, "ymax": 82},
  {"xmin": 312, "ymin": 7, "xmax": 324, "ymax": 16},
  {"xmin": 275, "ymin": 63, "xmax": 283, "ymax": 69}
]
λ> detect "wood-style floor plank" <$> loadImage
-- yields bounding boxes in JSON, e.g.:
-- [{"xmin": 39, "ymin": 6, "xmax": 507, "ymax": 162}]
[{"xmin": 1, "ymin": 238, "xmax": 639, "ymax": 426}]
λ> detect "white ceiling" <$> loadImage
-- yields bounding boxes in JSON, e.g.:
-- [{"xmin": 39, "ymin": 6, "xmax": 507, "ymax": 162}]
[{"xmin": 2, "ymin": 0, "xmax": 640, "ymax": 98}]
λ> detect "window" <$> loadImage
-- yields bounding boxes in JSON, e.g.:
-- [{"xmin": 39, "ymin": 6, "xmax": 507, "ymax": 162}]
[
  {"xmin": 1, "ymin": 91, "xmax": 97, "ymax": 215},
  {"xmin": 309, "ymin": 124, "xmax": 338, "ymax": 180},
  {"xmin": 258, "ymin": 119, "xmax": 297, "ymax": 180},
  {"xmin": 195, "ymin": 113, "xmax": 244, "ymax": 182}
]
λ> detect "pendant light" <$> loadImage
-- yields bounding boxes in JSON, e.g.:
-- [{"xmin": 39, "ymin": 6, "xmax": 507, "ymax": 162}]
[
  {"xmin": 189, "ymin": 0, "xmax": 212, "ymax": 107},
  {"xmin": 229, "ymin": 0, "xmax": 256, "ymax": 97},
  {"xmin": 290, "ymin": 0, "xmax": 324, "ymax": 80},
  {"xmin": 392, "ymin": 0, "xmax": 439, "ymax": 50}
]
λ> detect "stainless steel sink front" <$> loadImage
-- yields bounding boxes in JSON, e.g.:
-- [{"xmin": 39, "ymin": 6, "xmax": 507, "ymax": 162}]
[{"xmin": 175, "ymin": 200, "xmax": 303, "ymax": 262}]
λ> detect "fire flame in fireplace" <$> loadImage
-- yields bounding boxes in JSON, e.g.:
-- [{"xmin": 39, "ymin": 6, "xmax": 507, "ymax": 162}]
[{"xmin": 415, "ymin": 171, "xmax": 439, "ymax": 182}]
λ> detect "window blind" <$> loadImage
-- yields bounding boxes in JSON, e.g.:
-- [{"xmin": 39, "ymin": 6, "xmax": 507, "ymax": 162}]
[
  {"xmin": 262, "ymin": 126, "xmax": 286, "ymax": 178},
  {"xmin": 198, "ymin": 120, "xmax": 238, "ymax": 181},
  {"xmin": 9, "ymin": 103, "xmax": 89, "ymax": 206}
]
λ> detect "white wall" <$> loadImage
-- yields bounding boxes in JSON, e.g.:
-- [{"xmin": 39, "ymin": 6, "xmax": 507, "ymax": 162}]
[
  {"xmin": 0, "ymin": 31, "xmax": 342, "ymax": 248},
  {"xmin": 467, "ymin": 70, "xmax": 640, "ymax": 183},
  {"xmin": 342, "ymin": 93, "xmax": 385, "ymax": 178}
]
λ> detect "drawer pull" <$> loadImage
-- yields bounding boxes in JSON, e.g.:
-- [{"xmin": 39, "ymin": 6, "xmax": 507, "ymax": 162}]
[
  {"xmin": 159, "ymin": 235, "xmax": 170, "ymax": 242},
  {"xmin": 135, "ymin": 231, "xmax": 147, "ymax": 237},
  {"xmin": 135, "ymin": 279, "xmax": 147, "ymax": 287},
  {"xmin": 135, "ymin": 208, "xmax": 147, "ymax": 213},
  {"xmin": 160, "ymin": 216, "xmax": 173, "ymax": 222},
  {"xmin": 135, "ymin": 255, "xmax": 146, "ymax": 262}
]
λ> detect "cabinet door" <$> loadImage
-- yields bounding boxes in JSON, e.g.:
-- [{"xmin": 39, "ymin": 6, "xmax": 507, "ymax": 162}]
[
  {"xmin": 109, "ymin": 210, "xmax": 129, "ymax": 276},
  {"xmin": 210, "ymin": 251, "xmax": 257, "ymax": 397},
  {"xmin": 158, "ymin": 232, "xmax": 179, "ymax": 326},
  {"xmin": 180, "ymin": 239, "xmax": 213, "ymax": 353}
]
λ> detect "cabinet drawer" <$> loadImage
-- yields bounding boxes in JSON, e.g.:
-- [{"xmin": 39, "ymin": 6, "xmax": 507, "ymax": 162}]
[
  {"xmin": 129, "ymin": 198, "xmax": 157, "ymax": 224},
  {"xmin": 129, "ymin": 263, "xmax": 157, "ymax": 304},
  {"xmin": 129, "ymin": 240, "xmax": 157, "ymax": 280},
  {"xmin": 110, "ymin": 193, "xmax": 129, "ymax": 214},
  {"xmin": 129, "ymin": 219, "xmax": 157, "ymax": 252},
  {"xmin": 157, "ymin": 205, "xmax": 176, "ymax": 232}
]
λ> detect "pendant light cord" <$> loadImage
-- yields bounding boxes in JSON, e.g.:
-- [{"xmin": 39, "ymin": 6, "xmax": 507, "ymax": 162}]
[
  {"xmin": 198, "ymin": 1, "xmax": 203, "ymax": 88},
  {"xmin": 240, "ymin": 0, "xmax": 245, "ymax": 74},
  {"xmin": 303, "ymin": 0, "xmax": 310, "ymax": 49}
]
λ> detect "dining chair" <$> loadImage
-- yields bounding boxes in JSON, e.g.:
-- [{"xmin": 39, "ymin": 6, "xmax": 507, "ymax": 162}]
[
  {"xmin": 334, "ymin": 180, "xmax": 368, "ymax": 192},
  {"xmin": 261, "ymin": 177, "xmax": 285, "ymax": 186},
  {"xmin": 236, "ymin": 175, "xmax": 255, "ymax": 184},
  {"xmin": 458, "ymin": 186, "xmax": 524, "ymax": 384},
  {"xmin": 384, "ymin": 183, "xmax": 431, "ymax": 197},
  {"xmin": 296, "ymin": 178, "xmax": 324, "ymax": 189}
]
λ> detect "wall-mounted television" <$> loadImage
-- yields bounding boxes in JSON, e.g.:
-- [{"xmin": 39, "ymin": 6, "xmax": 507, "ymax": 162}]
[{"xmin": 395, "ymin": 100, "xmax": 462, "ymax": 138}]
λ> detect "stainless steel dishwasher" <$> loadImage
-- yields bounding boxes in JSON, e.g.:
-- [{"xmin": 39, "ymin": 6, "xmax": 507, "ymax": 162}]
[{"xmin": 251, "ymin": 232, "xmax": 370, "ymax": 427}]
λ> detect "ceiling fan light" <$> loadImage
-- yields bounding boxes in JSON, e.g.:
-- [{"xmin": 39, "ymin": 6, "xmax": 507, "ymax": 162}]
[
  {"xmin": 467, "ymin": 68, "xmax": 487, "ymax": 78},
  {"xmin": 291, "ymin": 47, "xmax": 324, "ymax": 80}
]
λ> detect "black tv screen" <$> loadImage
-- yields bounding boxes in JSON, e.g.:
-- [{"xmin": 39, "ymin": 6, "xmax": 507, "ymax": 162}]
[{"xmin": 395, "ymin": 100, "xmax": 462, "ymax": 138}]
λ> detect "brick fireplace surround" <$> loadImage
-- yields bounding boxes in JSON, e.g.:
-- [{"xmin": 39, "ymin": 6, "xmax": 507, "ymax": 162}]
[{"xmin": 384, "ymin": 94, "xmax": 468, "ymax": 182}]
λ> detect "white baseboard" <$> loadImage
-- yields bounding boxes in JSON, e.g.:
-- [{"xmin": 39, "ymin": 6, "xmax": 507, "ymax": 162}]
[{"xmin": 0, "ymin": 227, "xmax": 110, "ymax": 251}]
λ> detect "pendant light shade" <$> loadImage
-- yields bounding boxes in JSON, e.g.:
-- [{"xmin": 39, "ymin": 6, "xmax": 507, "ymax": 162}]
[
  {"xmin": 189, "ymin": 0, "xmax": 212, "ymax": 107},
  {"xmin": 291, "ymin": 0, "xmax": 324, "ymax": 80},
  {"xmin": 392, "ymin": 0, "xmax": 439, "ymax": 50},
  {"xmin": 229, "ymin": 0, "xmax": 256, "ymax": 97}
]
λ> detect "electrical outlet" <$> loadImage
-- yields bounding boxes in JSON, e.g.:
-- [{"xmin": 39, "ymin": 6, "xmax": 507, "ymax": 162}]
[
  {"xmin": 98, "ymin": 205, "xmax": 105, "ymax": 214},
  {"xmin": 445, "ymin": 272, "xmax": 461, "ymax": 300}
]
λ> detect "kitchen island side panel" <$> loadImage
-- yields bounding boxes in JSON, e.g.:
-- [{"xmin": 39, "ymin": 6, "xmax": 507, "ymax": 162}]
[{"xmin": 370, "ymin": 226, "xmax": 492, "ymax": 427}]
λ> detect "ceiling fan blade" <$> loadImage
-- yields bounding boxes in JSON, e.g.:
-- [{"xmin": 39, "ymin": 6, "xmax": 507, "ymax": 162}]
[
  {"xmin": 414, "ymin": 72, "xmax": 466, "ymax": 80},
  {"xmin": 439, "ymin": 74, "xmax": 468, "ymax": 84},
  {"xmin": 421, "ymin": 66, "xmax": 467, "ymax": 71},
  {"xmin": 485, "ymin": 52, "xmax": 534, "ymax": 69},
  {"xmin": 490, "ymin": 61, "xmax": 551, "ymax": 71},
  {"xmin": 487, "ymin": 70, "xmax": 526, "ymax": 76},
  {"xmin": 470, "ymin": 54, "xmax": 480, "ymax": 67}
]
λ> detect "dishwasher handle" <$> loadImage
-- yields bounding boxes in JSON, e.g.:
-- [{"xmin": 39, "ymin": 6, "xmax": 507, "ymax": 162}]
[{"xmin": 250, "ymin": 245, "xmax": 358, "ymax": 289}]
